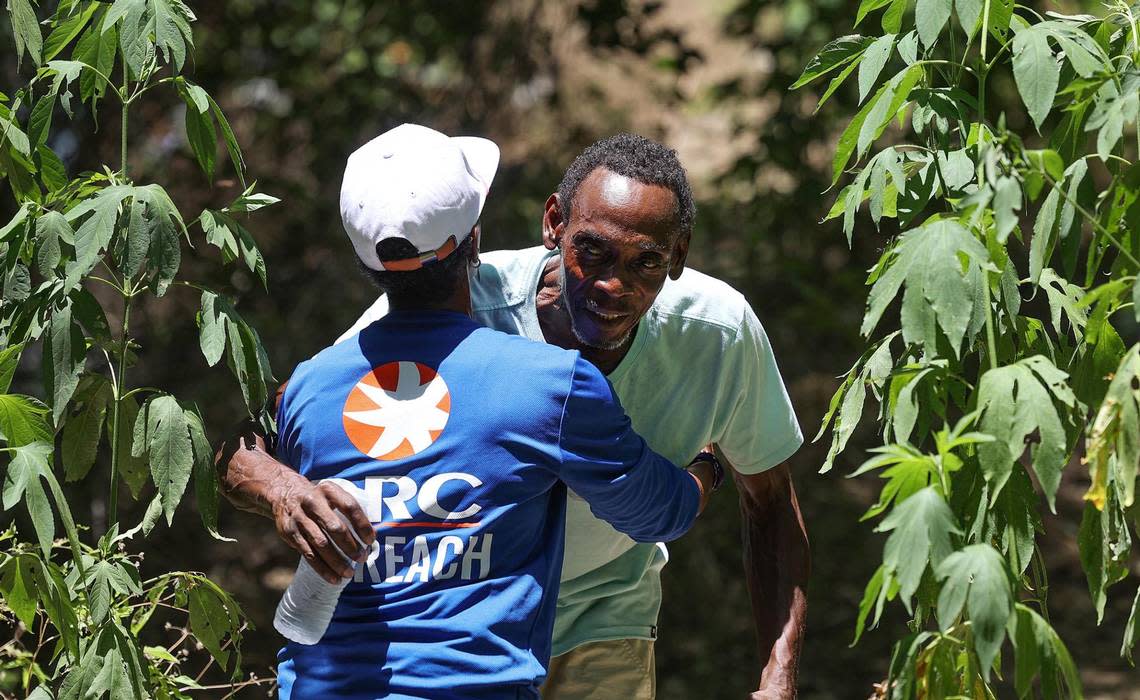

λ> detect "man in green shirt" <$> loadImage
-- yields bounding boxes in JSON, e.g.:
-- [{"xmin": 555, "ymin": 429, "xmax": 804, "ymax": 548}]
[{"xmin": 219, "ymin": 133, "xmax": 809, "ymax": 698}]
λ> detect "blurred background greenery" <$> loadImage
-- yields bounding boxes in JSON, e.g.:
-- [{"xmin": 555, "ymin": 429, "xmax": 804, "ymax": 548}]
[{"xmin": 2, "ymin": 0, "xmax": 1138, "ymax": 697}]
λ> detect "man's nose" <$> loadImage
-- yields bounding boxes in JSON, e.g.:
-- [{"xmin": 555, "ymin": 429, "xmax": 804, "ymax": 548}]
[{"xmin": 593, "ymin": 267, "xmax": 632, "ymax": 297}]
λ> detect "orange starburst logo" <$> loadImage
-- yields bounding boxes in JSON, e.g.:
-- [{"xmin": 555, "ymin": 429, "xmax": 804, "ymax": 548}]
[{"xmin": 342, "ymin": 361, "xmax": 451, "ymax": 460}]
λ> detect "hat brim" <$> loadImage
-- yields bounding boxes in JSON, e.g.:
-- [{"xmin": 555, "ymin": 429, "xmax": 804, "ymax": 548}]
[{"xmin": 453, "ymin": 136, "xmax": 500, "ymax": 217}]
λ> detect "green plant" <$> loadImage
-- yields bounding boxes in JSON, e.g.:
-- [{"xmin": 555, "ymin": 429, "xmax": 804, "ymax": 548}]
[
  {"xmin": 800, "ymin": 0, "xmax": 1140, "ymax": 696},
  {"xmin": 0, "ymin": 0, "xmax": 276, "ymax": 696}
]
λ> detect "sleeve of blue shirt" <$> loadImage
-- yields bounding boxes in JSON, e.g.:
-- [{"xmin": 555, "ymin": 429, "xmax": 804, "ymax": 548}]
[{"xmin": 555, "ymin": 354, "xmax": 700, "ymax": 543}]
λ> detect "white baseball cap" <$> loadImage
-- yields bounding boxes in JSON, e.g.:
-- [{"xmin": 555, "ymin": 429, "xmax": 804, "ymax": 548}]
[{"xmin": 340, "ymin": 123, "xmax": 500, "ymax": 271}]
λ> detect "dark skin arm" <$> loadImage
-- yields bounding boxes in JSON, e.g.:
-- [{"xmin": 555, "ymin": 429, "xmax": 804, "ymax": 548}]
[
  {"xmin": 733, "ymin": 462, "xmax": 810, "ymax": 700},
  {"xmin": 214, "ymin": 384, "xmax": 376, "ymax": 584}
]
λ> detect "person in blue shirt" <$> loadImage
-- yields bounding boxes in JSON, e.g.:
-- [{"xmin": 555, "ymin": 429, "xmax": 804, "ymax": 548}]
[{"xmin": 269, "ymin": 124, "xmax": 718, "ymax": 699}]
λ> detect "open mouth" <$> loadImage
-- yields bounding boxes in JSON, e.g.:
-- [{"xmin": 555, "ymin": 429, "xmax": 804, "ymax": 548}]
[{"xmin": 584, "ymin": 299, "xmax": 629, "ymax": 322}]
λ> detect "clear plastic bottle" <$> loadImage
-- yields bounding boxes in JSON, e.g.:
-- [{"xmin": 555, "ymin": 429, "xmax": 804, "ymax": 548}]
[{"xmin": 274, "ymin": 479, "xmax": 371, "ymax": 645}]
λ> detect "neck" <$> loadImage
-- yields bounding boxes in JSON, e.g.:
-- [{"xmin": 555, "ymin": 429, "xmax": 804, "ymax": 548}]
[
  {"xmin": 387, "ymin": 273, "xmax": 473, "ymax": 317},
  {"xmin": 534, "ymin": 254, "xmax": 635, "ymax": 375}
]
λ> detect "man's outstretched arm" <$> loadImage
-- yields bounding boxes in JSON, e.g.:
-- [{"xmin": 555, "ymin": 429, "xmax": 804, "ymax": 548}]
[
  {"xmin": 215, "ymin": 425, "xmax": 375, "ymax": 584},
  {"xmin": 734, "ymin": 462, "xmax": 809, "ymax": 700}
]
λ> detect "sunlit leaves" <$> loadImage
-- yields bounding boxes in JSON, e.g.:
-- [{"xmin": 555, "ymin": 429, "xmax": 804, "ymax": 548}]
[
  {"xmin": 833, "ymin": 65, "xmax": 923, "ymax": 184},
  {"xmin": 1012, "ymin": 26, "xmax": 1061, "ymax": 131},
  {"xmin": 936, "ymin": 544, "xmax": 1013, "ymax": 678},
  {"xmin": 0, "ymin": 394, "xmax": 51, "ymax": 447},
  {"xmin": 915, "ymin": 0, "xmax": 951, "ymax": 48},
  {"xmin": 862, "ymin": 220, "xmax": 990, "ymax": 357},
  {"xmin": 976, "ymin": 356, "xmax": 1077, "ymax": 510},
  {"xmin": 133, "ymin": 395, "xmax": 192, "ymax": 525},
  {"xmin": 7, "ymin": 0, "xmax": 42, "ymax": 71},
  {"xmin": 199, "ymin": 209, "xmax": 267, "ymax": 286},
  {"xmin": 2, "ymin": 442, "xmax": 56, "ymax": 556},
  {"xmin": 792, "ymin": 35, "xmax": 874, "ymax": 90},
  {"xmin": 811, "ymin": 0, "xmax": 1140, "ymax": 689},
  {"xmin": 857, "ymin": 33, "xmax": 895, "ymax": 103},
  {"xmin": 876, "ymin": 487, "xmax": 960, "ymax": 607}
]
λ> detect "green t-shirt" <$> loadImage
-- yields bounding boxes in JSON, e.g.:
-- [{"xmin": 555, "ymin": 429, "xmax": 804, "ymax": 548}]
[{"xmin": 341, "ymin": 246, "xmax": 803, "ymax": 655}]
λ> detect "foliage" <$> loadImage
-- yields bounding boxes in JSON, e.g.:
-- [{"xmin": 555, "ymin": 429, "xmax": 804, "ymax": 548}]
[
  {"xmin": 1, "ymin": 0, "xmax": 275, "ymax": 696},
  {"xmin": 803, "ymin": 0, "xmax": 1140, "ymax": 695}
]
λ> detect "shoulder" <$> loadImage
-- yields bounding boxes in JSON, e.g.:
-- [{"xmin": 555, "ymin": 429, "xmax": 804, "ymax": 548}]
[
  {"xmin": 650, "ymin": 266, "xmax": 758, "ymax": 339},
  {"xmin": 470, "ymin": 324, "xmax": 579, "ymax": 371},
  {"xmin": 471, "ymin": 246, "xmax": 553, "ymax": 311}
]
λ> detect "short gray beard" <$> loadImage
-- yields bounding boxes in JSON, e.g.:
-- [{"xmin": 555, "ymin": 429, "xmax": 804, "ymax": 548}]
[{"xmin": 558, "ymin": 257, "xmax": 633, "ymax": 351}]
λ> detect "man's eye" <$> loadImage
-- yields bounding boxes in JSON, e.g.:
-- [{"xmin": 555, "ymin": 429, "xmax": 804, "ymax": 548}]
[
  {"xmin": 638, "ymin": 257, "xmax": 664, "ymax": 270},
  {"xmin": 578, "ymin": 242, "xmax": 603, "ymax": 257}
]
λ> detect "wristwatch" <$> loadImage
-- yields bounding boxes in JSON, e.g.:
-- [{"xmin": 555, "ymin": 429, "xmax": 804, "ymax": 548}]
[{"xmin": 691, "ymin": 451, "xmax": 725, "ymax": 492}]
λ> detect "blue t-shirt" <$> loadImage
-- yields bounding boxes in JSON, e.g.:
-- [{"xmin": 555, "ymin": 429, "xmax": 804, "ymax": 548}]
[{"xmin": 275, "ymin": 310, "xmax": 699, "ymax": 699}]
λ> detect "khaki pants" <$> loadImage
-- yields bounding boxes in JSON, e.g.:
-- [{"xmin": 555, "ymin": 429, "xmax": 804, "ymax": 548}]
[{"xmin": 541, "ymin": 639, "xmax": 655, "ymax": 700}]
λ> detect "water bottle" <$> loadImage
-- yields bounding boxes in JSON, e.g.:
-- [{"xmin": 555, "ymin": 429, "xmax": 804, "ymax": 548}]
[{"xmin": 274, "ymin": 479, "xmax": 372, "ymax": 645}]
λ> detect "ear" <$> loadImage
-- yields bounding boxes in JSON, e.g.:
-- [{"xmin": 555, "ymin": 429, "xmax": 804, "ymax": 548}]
[
  {"xmin": 542, "ymin": 193, "xmax": 564, "ymax": 251},
  {"xmin": 668, "ymin": 230, "xmax": 690, "ymax": 280},
  {"xmin": 468, "ymin": 225, "xmax": 481, "ymax": 264}
]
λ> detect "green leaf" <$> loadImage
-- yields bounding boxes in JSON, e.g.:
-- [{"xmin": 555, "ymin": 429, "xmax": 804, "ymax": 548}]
[
  {"xmin": 27, "ymin": 94, "xmax": 54, "ymax": 148},
  {"xmin": 853, "ymin": 444, "xmax": 934, "ymax": 520},
  {"xmin": 0, "ymin": 394, "xmax": 51, "ymax": 447},
  {"xmin": 935, "ymin": 544, "xmax": 1013, "ymax": 678},
  {"xmin": 876, "ymin": 487, "xmax": 960, "ymax": 607},
  {"xmin": 915, "ymin": 0, "xmax": 952, "ymax": 48},
  {"xmin": 881, "ymin": 0, "xmax": 906, "ymax": 33},
  {"xmin": 224, "ymin": 182, "xmax": 280, "ymax": 213},
  {"xmin": 8, "ymin": 0, "xmax": 44, "ymax": 70},
  {"xmin": 67, "ymin": 184, "xmax": 132, "ymax": 276},
  {"xmin": 1009, "ymin": 603, "xmax": 1080, "ymax": 698},
  {"xmin": 198, "ymin": 290, "xmax": 226, "ymax": 366},
  {"xmin": 862, "ymin": 220, "xmax": 989, "ymax": 357},
  {"xmin": 139, "ymin": 395, "xmax": 192, "ymax": 525},
  {"xmin": 1078, "ymin": 496, "xmax": 1131, "ymax": 622},
  {"xmin": 186, "ymin": 406, "xmax": 230, "ymax": 541},
  {"xmin": 61, "ymin": 374, "xmax": 111, "ymax": 481},
  {"xmin": 189, "ymin": 584, "xmax": 233, "ymax": 669},
  {"xmin": 793, "ymin": 35, "xmax": 874, "ymax": 89},
  {"xmin": 857, "ymin": 34, "xmax": 895, "ymax": 104},
  {"xmin": 42, "ymin": 1, "xmax": 99, "ymax": 61},
  {"xmin": 0, "ymin": 108, "xmax": 31, "ymax": 157},
  {"xmin": 0, "ymin": 343, "xmax": 22, "ymax": 394},
  {"xmin": 976, "ymin": 356, "xmax": 1075, "ymax": 510},
  {"xmin": 73, "ymin": 13, "xmax": 115, "ymax": 105},
  {"xmin": 1123, "ymin": 587, "xmax": 1140, "ymax": 663},
  {"xmin": 133, "ymin": 184, "xmax": 186, "ymax": 296},
  {"xmin": 199, "ymin": 209, "xmax": 266, "ymax": 286},
  {"xmin": 852, "ymin": 564, "xmax": 893, "ymax": 645},
  {"xmin": 148, "ymin": 0, "xmax": 193, "ymax": 72},
  {"xmin": 857, "ymin": 65, "xmax": 923, "ymax": 161},
  {"xmin": 0, "ymin": 553, "xmax": 39, "ymax": 628},
  {"xmin": 815, "ymin": 54, "xmax": 864, "ymax": 112},
  {"xmin": 180, "ymin": 81, "xmax": 217, "ymax": 180},
  {"xmin": 43, "ymin": 304, "xmax": 86, "ymax": 426},
  {"xmin": 855, "ymin": 0, "xmax": 894, "ymax": 26},
  {"xmin": 205, "ymin": 92, "xmax": 246, "ymax": 186},
  {"xmin": 955, "ymin": 0, "xmax": 983, "ymax": 40},
  {"xmin": 111, "ymin": 394, "xmax": 147, "ymax": 498},
  {"xmin": 1030, "ymin": 188, "xmax": 1061, "ymax": 284},
  {"xmin": 87, "ymin": 559, "xmax": 115, "ymax": 624},
  {"xmin": 1012, "ymin": 26, "xmax": 1060, "ymax": 131},
  {"xmin": 2, "ymin": 442, "xmax": 56, "ymax": 556}
]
